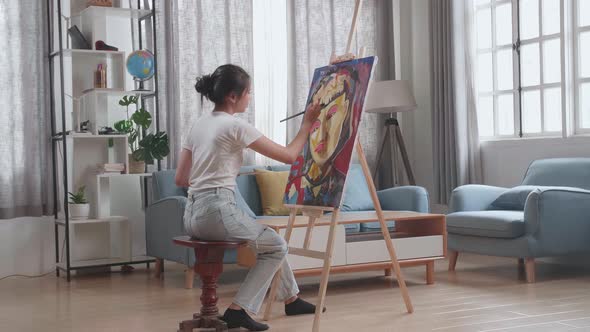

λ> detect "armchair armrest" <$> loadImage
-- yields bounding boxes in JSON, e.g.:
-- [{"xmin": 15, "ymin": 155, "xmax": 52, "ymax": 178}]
[
  {"xmin": 524, "ymin": 188, "xmax": 590, "ymax": 256},
  {"xmin": 377, "ymin": 186, "xmax": 429, "ymax": 212},
  {"xmin": 449, "ymin": 185, "xmax": 508, "ymax": 213},
  {"xmin": 145, "ymin": 196, "xmax": 191, "ymax": 265}
]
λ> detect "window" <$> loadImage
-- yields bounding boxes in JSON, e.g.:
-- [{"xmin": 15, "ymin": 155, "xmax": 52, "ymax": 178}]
[
  {"xmin": 252, "ymin": 0, "xmax": 288, "ymax": 164},
  {"xmin": 575, "ymin": 0, "xmax": 590, "ymax": 132},
  {"xmin": 475, "ymin": 0, "xmax": 517, "ymax": 137},
  {"xmin": 473, "ymin": 0, "xmax": 588, "ymax": 139}
]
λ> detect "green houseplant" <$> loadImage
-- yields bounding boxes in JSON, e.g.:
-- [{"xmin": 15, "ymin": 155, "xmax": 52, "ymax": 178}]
[
  {"xmin": 114, "ymin": 95, "xmax": 170, "ymax": 173},
  {"xmin": 68, "ymin": 186, "xmax": 90, "ymax": 220}
]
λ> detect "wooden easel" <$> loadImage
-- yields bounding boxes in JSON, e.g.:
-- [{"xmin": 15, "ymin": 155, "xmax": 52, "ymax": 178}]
[{"xmin": 262, "ymin": 1, "xmax": 413, "ymax": 330}]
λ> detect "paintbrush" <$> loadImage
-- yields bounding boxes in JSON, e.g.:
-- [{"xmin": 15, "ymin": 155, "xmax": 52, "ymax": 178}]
[{"xmin": 279, "ymin": 102, "xmax": 327, "ymax": 123}]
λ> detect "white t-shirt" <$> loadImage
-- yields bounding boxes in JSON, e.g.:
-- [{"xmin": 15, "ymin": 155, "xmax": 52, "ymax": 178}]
[{"xmin": 182, "ymin": 111, "xmax": 263, "ymax": 194}]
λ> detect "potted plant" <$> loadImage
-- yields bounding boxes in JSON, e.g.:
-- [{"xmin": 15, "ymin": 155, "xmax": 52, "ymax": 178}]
[
  {"xmin": 114, "ymin": 95, "xmax": 170, "ymax": 173},
  {"xmin": 68, "ymin": 186, "xmax": 90, "ymax": 220}
]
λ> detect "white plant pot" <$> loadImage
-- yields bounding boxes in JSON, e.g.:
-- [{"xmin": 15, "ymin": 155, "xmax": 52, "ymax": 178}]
[{"xmin": 69, "ymin": 203, "xmax": 90, "ymax": 220}]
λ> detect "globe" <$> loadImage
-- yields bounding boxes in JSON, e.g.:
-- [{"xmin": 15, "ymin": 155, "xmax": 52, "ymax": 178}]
[{"xmin": 126, "ymin": 49, "xmax": 155, "ymax": 82}]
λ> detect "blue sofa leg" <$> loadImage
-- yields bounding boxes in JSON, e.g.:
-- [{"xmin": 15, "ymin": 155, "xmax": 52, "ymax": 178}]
[
  {"xmin": 525, "ymin": 258, "xmax": 535, "ymax": 283},
  {"xmin": 154, "ymin": 258, "xmax": 164, "ymax": 279},
  {"xmin": 448, "ymin": 251, "xmax": 458, "ymax": 271}
]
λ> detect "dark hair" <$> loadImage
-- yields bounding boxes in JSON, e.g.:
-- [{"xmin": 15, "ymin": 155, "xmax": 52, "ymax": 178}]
[{"xmin": 194, "ymin": 64, "xmax": 250, "ymax": 105}]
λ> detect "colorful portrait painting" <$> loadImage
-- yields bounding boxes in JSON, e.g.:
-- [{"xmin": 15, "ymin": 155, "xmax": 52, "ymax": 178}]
[{"xmin": 284, "ymin": 56, "xmax": 377, "ymax": 208}]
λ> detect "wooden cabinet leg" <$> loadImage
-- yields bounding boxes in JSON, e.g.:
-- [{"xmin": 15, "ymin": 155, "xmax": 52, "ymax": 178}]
[
  {"xmin": 384, "ymin": 268, "xmax": 392, "ymax": 277},
  {"xmin": 185, "ymin": 265, "xmax": 195, "ymax": 289},
  {"xmin": 155, "ymin": 258, "xmax": 163, "ymax": 279},
  {"xmin": 448, "ymin": 251, "xmax": 459, "ymax": 271},
  {"xmin": 426, "ymin": 261, "xmax": 434, "ymax": 285},
  {"xmin": 525, "ymin": 258, "xmax": 535, "ymax": 283}
]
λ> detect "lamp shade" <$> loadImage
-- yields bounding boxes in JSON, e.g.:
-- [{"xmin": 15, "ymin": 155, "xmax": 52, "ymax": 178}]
[{"xmin": 364, "ymin": 80, "xmax": 417, "ymax": 113}]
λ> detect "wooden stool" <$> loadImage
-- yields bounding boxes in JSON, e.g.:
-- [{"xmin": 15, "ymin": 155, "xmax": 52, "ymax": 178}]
[{"xmin": 173, "ymin": 236, "xmax": 247, "ymax": 332}]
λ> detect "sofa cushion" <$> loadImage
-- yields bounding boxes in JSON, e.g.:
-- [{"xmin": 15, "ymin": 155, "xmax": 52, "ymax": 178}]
[
  {"xmin": 522, "ymin": 158, "xmax": 590, "ymax": 190},
  {"xmin": 235, "ymin": 187, "xmax": 256, "ymax": 219},
  {"xmin": 152, "ymin": 169, "xmax": 187, "ymax": 201},
  {"xmin": 236, "ymin": 165, "xmax": 268, "ymax": 216},
  {"xmin": 489, "ymin": 185, "xmax": 571, "ymax": 210},
  {"xmin": 254, "ymin": 169, "xmax": 292, "ymax": 216},
  {"xmin": 447, "ymin": 211, "xmax": 525, "ymax": 239},
  {"xmin": 360, "ymin": 220, "xmax": 396, "ymax": 232},
  {"xmin": 341, "ymin": 165, "xmax": 374, "ymax": 211},
  {"xmin": 343, "ymin": 223, "xmax": 361, "ymax": 233},
  {"xmin": 267, "ymin": 164, "xmax": 373, "ymax": 211}
]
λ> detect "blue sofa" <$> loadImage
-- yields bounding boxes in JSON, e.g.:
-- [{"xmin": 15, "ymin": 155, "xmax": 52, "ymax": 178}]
[
  {"xmin": 447, "ymin": 158, "xmax": 590, "ymax": 282},
  {"xmin": 145, "ymin": 164, "xmax": 429, "ymax": 287}
]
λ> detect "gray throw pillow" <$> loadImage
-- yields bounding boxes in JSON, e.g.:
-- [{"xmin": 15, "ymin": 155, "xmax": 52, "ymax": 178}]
[{"xmin": 489, "ymin": 185, "xmax": 566, "ymax": 210}]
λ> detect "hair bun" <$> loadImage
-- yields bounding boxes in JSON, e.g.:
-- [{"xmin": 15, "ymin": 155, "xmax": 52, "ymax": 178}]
[{"xmin": 195, "ymin": 74, "xmax": 214, "ymax": 96}]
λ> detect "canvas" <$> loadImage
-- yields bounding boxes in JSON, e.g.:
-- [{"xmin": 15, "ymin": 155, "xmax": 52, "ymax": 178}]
[{"xmin": 284, "ymin": 56, "xmax": 377, "ymax": 208}]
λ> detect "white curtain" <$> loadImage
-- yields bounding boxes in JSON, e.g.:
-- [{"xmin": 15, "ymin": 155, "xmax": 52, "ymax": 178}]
[
  {"xmin": 0, "ymin": 1, "xmax": 53, "ymax": 218},
  {"xmin": 156, "ymin": 0, "xmax": 255, "ymax": 167},
  {"xmin": 430, "ymin": 0, "xmax": 482, "ymax": 204},
  {"xmin": 286, "ymin": 0, "xmax": 395, "ymax": 180},
  {"xmin": 252, "ymin": 0, "xmax": 288, "ymax": 165}
]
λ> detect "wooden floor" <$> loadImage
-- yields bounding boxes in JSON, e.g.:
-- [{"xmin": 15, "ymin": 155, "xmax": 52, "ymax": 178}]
[{"xmin": 3, "ymin": 253, "xmax": 590, "ymax": 331}]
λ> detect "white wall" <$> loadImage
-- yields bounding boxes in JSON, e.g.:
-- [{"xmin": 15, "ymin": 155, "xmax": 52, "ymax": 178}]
[
  {"xmin": 398, "ymin": 1, "xmax": 590, "ymax": 207},
  {"xmin": 482, "ymin": 137, "xmax": 590, "ymax": 187},
  {"xmin": 0, "ymin": 217, "xmax": 55, "ymax": 278}
]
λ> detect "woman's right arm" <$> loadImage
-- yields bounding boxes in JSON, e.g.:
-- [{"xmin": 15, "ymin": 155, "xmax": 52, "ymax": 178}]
[{"xmin": 248, "ymin": 104, "xmax": 321, "ymax": 164}]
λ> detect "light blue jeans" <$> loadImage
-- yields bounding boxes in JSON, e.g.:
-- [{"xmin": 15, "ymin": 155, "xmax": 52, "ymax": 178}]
[{"xmin": 184, "ymin": 188, "xmax": 299, "ymax": 314}]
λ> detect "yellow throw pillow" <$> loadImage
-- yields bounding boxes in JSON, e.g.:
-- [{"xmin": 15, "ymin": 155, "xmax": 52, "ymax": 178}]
[{"xmin": 254, "ymin": 169, "xmax": 291, "ymax": 216}]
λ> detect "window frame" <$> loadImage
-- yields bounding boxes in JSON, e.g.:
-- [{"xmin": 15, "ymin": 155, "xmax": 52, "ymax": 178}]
[
  {"xmin": 475, "ymin": 0, "xmax": 520, "ymax": 139},
  {"xmin": 573, "ymin": 0, "xmax": 590, "ymax": 134},
  {"xmin": 474, "ymin": 0, "xmax": 570, "ymax": 140}
]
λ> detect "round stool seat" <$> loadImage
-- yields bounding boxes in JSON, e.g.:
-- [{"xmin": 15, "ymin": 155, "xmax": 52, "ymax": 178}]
[{"xmin": 173, "ymin": 235, "xmax": 247, "ymax": 249}]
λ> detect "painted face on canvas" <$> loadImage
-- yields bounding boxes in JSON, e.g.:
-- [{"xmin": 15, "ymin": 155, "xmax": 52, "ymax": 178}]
[{"xmin": 308, "ymin": 73, "xmax": 350, "ymax": 166}]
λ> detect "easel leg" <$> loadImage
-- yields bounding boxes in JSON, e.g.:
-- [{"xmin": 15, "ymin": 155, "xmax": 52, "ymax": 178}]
[
  {"xmin": 263, "ymin": 209, "xmax": 298, "ymax": 321},
  {"xmin": 303, "ymin": 216, "xmax": 317, "ymax": 249},
  {"xmin": 312, "ymin": 210, "xmax": 340, "ymax": 332},
  {"xmin": 357, "ymin": 142, "xmax": 414, "ymax": 313}
]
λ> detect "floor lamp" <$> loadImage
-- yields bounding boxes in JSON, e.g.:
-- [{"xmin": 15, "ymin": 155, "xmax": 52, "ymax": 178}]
[{"xmin": 365, "ymin": 80, "xmax": 417, "ymax": 186}]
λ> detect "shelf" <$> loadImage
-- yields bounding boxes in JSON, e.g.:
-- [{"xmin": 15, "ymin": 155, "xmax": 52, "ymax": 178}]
[
  {"xmin": 73, "ymin": 6, "xmax": 151, "ymax": 20},
  {"xmin": 52, "ymin": 49, "xmax": 125, "ymax": 58},
  {"xmin": 79, "ymin": 88, "xmax": 155, "ymax": 98},
  {"xmin": 56, "ymin": 215, "xmax": 127, "ymax": 226},
  {"xmin": 67, "ymin": 133, "xmax": 127, "ymax": 139},
  {"xmin": 57, "ymin": 255, "xmax": 153, "ymax": 270},
  {"xmin": 97, "ymin": 173, "xmax": 152, "ymax": 178}
]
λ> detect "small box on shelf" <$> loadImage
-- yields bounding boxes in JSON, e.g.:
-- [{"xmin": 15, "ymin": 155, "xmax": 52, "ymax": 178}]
[
  {"xmin": 98, "ymin": 162, "xmax": 125, "ymax": 174},
  {"xmin": 87, "ymin": 0, "xmax": 113, "ymax": 7}
]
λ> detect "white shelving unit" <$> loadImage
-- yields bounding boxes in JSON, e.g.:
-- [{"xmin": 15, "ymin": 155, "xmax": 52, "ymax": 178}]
[
  {"xmin": 48, "ymin": 0, "xmax": 160, "ymax": 281},
  {"xmin": 79, "ymin": 88, "xmax": 154, "ymax": 134},
  {"xmin": 56, "ymin": 216, "xmax": 131, "ymax": 266}
]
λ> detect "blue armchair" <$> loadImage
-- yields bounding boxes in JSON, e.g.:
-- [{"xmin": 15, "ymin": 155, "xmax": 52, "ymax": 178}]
[
  {"xmin": 447, "ymin": 158, "xmax": 590, "ymax": 282},
  {"xmin": 146, "ymin": 164, "xmax": 429, "ymax": 288}
]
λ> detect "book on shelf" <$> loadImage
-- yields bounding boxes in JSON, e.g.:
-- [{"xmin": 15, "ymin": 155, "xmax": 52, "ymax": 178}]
[{"xmin": 98, "ymin": 163, "xmax": 125, "ymax": 174}]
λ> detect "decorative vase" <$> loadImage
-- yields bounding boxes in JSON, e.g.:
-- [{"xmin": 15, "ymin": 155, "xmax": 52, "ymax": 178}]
[
  {"xmin": 69, "ymin": 203, "xmax": 90, "ymax": 220},
  {"xmin": 128, "ymin": 154, "xmax": 145, "ymax": 174}
]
